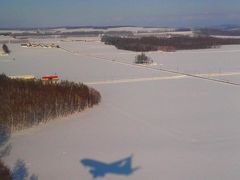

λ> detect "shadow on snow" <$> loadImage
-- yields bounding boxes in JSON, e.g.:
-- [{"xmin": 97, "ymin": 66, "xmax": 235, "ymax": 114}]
[
  {"xmin": 12, "ymin": 159, "xmax": 38, "ymax": 180},
  {"xmin": 0, "ymin": 126, "xmax": 38, "ymax": 180},
  {"xmin": 81, "ymin": 155, "xmax": 140, "ymax": 179}
]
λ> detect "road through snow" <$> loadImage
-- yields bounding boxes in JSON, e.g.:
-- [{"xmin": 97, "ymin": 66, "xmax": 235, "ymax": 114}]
[{"xmin": 85, "ymin": 71, "xmax": 240, "ymax": 85}]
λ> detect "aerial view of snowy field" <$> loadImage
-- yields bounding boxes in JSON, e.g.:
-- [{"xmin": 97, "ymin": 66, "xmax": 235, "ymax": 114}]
[{"xmin": 1, "ymin": 32, "xmax": 240, "ymax": 180}]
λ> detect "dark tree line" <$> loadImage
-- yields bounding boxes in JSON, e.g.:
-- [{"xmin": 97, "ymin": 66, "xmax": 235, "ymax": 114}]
[
  {"xmin": 0, "ymin": 74, "xmax": 101, "ymax": 132},
  {"xmin": 101, "ymin": 35, "xmax": 240, "ymax": 52}
]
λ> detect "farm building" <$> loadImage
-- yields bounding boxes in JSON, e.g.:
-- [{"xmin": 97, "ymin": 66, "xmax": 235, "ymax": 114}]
[
  {"xmin": 9, "ymin": 75, "xmax": 35, "ymax": 80},
  {"xmin": 42, "ymin": 75, "xmax": 59, "ymax": 84}
]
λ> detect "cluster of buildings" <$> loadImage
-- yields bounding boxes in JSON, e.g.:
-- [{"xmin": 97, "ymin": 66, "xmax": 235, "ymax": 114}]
[
  {"xmin": 21, "ymin": 43, "xmax": 60, "ymax": 48},
  {"xmin": 9, "ymin": 75, "xmax": 59, "ymax": 84},
  {"xmin": 9, "ymin": 75, "xmax": 35, "ymax": 80}
]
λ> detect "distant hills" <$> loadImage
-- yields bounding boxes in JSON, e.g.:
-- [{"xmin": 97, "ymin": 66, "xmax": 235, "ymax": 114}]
[
  {"xmin": 208, "ymin": 24, "xmax": 240, "ymax": 30},
  {"xmin": 1, "ymin": 24, "xmax": 240, "ymax": 31}
]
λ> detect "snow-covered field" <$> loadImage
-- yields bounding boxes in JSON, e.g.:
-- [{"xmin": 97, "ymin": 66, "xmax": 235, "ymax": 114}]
[{"xmin": 1, "ymin": 36, "xmax": 240, "ymax": 180}]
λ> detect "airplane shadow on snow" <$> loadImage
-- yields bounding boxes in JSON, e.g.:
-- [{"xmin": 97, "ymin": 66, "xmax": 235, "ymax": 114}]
[{"xmin": 80, "ymin": 155, "xmax": 140, "ymax": 179}]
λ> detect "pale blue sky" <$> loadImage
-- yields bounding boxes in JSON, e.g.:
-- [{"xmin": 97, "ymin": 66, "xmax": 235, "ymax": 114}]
[{"xmin": 0, "ymin": 0, "xmax": 240, "ymax": 28}]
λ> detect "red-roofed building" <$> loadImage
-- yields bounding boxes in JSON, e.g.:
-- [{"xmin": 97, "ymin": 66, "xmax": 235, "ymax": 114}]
[{"xmin": 42, "ymin": 75, "xmax": 59, "ymax": 84}]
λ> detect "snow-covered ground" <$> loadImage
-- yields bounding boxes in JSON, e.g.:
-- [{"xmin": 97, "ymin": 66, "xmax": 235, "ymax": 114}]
[{"xmin": 1, "ymin": 36, "xmax": 240, "ymax": 180}]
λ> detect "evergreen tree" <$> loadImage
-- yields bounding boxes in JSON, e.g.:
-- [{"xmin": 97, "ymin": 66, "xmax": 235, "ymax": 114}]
[{"xmin": 2, "ymin": 44, "xmax": 10, "ymax": 54}]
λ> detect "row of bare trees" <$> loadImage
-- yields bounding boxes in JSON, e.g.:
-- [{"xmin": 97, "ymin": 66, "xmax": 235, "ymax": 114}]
[
  {"xmin": 102, "ymin": 35, "xmax": 240, "ymax": 52},
  {"xmin": 0, "ymin": 74, "xmax": 101, "ymax": 132}
]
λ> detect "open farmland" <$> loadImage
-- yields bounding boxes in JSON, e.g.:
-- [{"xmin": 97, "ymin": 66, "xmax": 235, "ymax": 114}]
[{"xmin": 1, "ymin": 35, "xmax": 240, "ymax": 180}]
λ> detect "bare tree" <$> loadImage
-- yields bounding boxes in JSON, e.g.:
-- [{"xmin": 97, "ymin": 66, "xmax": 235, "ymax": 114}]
[{"xmin": 135, "ymin": 53, "xmax": 153, "ymax": 64}]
